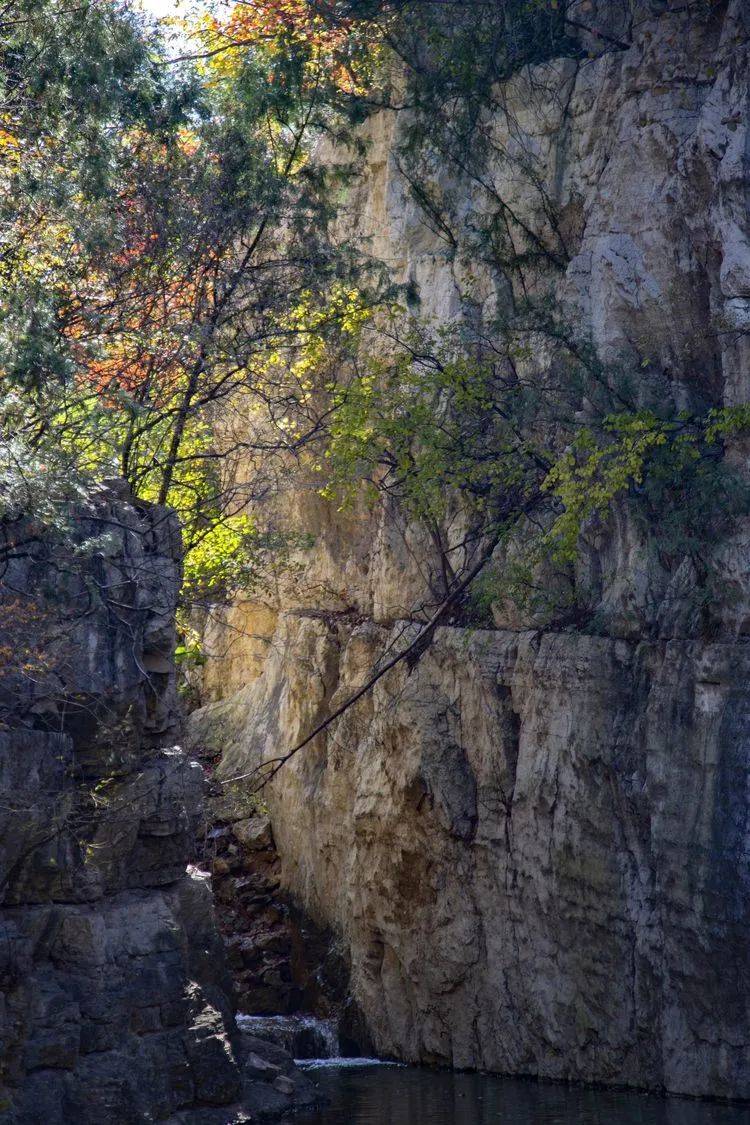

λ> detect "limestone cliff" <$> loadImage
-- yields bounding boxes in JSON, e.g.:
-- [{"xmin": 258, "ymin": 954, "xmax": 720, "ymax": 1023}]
[{"xmin": 191, "ymin": 0, "xmax": 750, "ymax": 1100}]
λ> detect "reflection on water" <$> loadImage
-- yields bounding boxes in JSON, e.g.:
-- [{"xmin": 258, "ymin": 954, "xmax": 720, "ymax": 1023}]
[{"xmin": 294, "ymin": 1062, "xmax": 750, "ymax": 1125}]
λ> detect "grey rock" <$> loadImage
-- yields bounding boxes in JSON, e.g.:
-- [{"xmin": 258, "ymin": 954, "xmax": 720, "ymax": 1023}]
[
  {"xmin": 244, "ymin": 1052, "xmax": 281, "ymax": 1080},
  {"xmin": 0, "ymin": 488, "xmax": 319, "ymax": 1121},
  {"xmin": 0, "ymin": 485, "xmax": 324, "ymax": 1121}
]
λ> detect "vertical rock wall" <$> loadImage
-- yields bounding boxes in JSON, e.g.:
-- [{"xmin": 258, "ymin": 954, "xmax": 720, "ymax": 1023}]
[
  {"xmin": 0, "ymin": 489, "xmax": 321, "ymax": 1123},
  {"xmin": 191, "ymin": 0, "xmax": 750, "ymax": 1100}
]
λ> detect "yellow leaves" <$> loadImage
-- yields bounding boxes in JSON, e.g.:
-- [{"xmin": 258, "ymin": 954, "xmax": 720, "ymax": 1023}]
[
  {"xmin": 0, "ymin": 126, "xmax": 20, "ymax": 171},
  {"xmin": 0, "ymin": 209, "xmax": 78, "ymax": 290},
  {"xmin": 198, "ymin": 0, "xmax": 385, "ymax": 96},
  {"xmin": 542, "ymin": 412, "xmax": 676, "ymax": 563},
  {"xmin": 0, "ymin": 111, "xmax": 23, "ymax": 178},
  {"xmin": 182, "ymin": 512, "xmax": 258, "ymax": 599},
  {"xmin": 272, "ymin": 284, "xmax": 372, "ymax": 389},
  {"xmin": 285, "ymin": 284, "xmax": 372, "ymax": 336},
  {"xmin": 177, "ymin": 127, "xmax": 200, "ymax": 157}
]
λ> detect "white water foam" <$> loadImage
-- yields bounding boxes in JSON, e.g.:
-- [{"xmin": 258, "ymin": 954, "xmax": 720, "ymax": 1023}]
[
  {"xmin": 236, "ymin": 1012, "xmax": 403, "ymax": 1069},
  {"xmin": 297, "ymin": 1057, "xmax": 404, "ymax": 1070},
  {"xmin": 236, "ymin": 1012, "xmax": 340, "ymax": 1059}
]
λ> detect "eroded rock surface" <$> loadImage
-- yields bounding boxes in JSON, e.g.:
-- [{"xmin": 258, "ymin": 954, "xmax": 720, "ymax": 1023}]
[
  {"xmin": 190, "ymin": 0, "xmax": 750, "ymax": 1102},
  {"xmin": 0, "ymin": 489, "xmax": 320, "ymax": 1122},
  {"xmin": 191, "ymin": 615, "xmax": 750, "ymax": 1099}
]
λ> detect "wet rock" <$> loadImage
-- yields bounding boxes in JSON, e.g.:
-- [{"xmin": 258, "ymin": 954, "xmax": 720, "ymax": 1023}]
[
  {"xmin": 239, "ymin": 1035, "xmax": 320, "ymax": 1119},
  {"xmin": 195, "ymin": 809, "xmax": 349, "ymax": 1022},
  {"xmin": 244, "ymin": 1053, "xmax": 281, "ymax": 1080}
]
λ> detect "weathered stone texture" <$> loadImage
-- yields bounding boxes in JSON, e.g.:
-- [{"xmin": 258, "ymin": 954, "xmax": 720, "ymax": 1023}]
[
  {"xmin": 191, "ymin": 0, "xmax": 750, "ymax": 1101},
  {"xmin": 0, "ymin": 491, "xmax": 241, "ymax": 1121},
  {"xmin": 0, "ymin": 490, "xmax": 320, "ymax": 1121},
  {"xmin": 205, "ymin": 0, "xmax": 750, "ymax": 682},
  {"xmin": 192, "ymin": 615, "xmax": 750, "ymax": 1098}
]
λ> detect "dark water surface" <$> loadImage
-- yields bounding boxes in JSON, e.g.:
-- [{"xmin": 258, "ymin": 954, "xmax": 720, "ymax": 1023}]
[{"xmin": 294, "ymin": 1061, "xmax": 750, "ymax": 1125}]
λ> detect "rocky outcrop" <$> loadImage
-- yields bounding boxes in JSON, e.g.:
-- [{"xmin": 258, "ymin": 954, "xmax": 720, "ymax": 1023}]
[
  {"xmin": 190, "ymin": 613, "xmax": 750, "ymax": 1099},
  {"xmin": 198, "ymin": 811, "xmax": 346, "ymax": 1020},
  {"xmin": 191, "ymin": 0, "xmax": 750, "ymax": 1102},
  {"xmin": 0, "ymin": 487, "xmax": 320, "ymax": 1122}
]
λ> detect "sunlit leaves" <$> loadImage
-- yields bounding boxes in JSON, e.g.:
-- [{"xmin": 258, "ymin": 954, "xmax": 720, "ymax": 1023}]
[{"xmin": 206, "ymin": 0, "xmax": 384, "ymax": 97}]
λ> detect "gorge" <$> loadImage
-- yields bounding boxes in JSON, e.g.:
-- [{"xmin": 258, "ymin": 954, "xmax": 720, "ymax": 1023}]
[
  {"xmin": 189, "ymin": 0, "xmax": 750, "ymax": 1106},
  {"xmin": 1, "ymin": 0, "xmax": 750, "ymax": 1121}
]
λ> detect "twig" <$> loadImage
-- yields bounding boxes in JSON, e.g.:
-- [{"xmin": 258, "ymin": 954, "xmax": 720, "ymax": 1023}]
[{"xmin": 218, "ymin": 529, "xmax": 502, "ymax": 792}]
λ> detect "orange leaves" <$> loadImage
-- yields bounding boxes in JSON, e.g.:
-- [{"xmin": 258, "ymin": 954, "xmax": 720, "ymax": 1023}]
[
  {"xmin": 73, "ymin": 278, "xmax": 198, "ymax": 402},
  {"xmin": 229, "ymin": 0, "xmax": 349, "ymax": 44},
  {"xmin": 177, "ymin": 127, "xmax": 200, "ymax": 158},
  {"xmin": 84, "ymin": 353, "xmax": 154, "ymax": 397},
  {"xmin": 208, "ymin": 0, "xmax": 380, "ymax": 95},
  {"xmin": 0, "ymin": 125, "xmax": 20, "ymax": 159},
  {"xmin": 66, "ymin": 217, "xmax": 202, "ymax": 405}
]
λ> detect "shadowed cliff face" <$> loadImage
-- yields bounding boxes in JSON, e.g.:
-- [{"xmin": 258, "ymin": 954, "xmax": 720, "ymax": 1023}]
[
  {"xmin": 0, "ymin": 489, "xmax": 244, "ymax": 1122},
  {"xmin": 0, "ymin": 490, "xmax": 323, "ymax": 1123},
  {"xmin": 191, "ymin": 618, "xmax": 750, "ymax": 1098},
  {"xmin": 189, "ymin": 0, "xmax": 750, "ymax": 1100}
]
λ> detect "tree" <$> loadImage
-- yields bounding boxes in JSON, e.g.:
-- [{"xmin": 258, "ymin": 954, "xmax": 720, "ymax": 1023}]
[
  {"xmin": 0, "ymin": 0, "xmax": 385, "ymax": 615},
  {"xmin": 2, "ymin": 0, "xmax": 747, "ymax": 712}
]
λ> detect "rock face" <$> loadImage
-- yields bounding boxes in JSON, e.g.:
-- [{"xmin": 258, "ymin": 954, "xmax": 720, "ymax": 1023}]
[
  {"xmin": 190, "ymin": 0, "xmax": 750, "ymax": 1102},
  {"xmin": 191, "ymin": 615, "xmax": 750, "ymax": 1098},
  {"xmin": 0, "ymin": 488, "xmax": 319, "ymax": 1122},
  {"xmin": 198, "ymin": 811, "xmax": 347, "ymax": 1020}
]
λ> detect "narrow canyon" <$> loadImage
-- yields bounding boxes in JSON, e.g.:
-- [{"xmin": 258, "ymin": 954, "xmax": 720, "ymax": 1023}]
[{"xmin": 1, "ymin": 1, "xmax": 749, "ymax": 1122}]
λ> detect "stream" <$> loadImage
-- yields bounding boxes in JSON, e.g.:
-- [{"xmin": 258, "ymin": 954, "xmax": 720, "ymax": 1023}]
[{"xmin": 238, "ymin": 1014, "xmax": 750, "ymax": 1125}]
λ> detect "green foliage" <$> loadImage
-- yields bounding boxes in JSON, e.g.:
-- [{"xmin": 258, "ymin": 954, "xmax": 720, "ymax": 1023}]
[
  {"xmin": 0, "ymin": 0, "xmax": 387, "ymax": 616},
  {"xmin": 706, "ymin": 404, "xmax": 750, "ymax": 442},
  {"xmin": 4, "ymin": 0, "xmax": 749, "ymax": 651},
  {"xmin": 339, "ymin": 0, "xmax": 573, "ymax": 96},
  {"xmin": 321, "ymin": 303, "xmax": 750, "ymax": 617},
  {"xmin": 542, "ymin": 408, "xmax": 750, "ymax": 566},
  {"xmin": 0, "ymin": 0, "xmax": 194, "ymax": 388},
  {"xmin": 542, "ymin": 412, "xmax": 672, "ymax": 563},
  {"xmin": 324, "ymin": 318, "xmax": 543, "ymax": 526},
  {"xmin": 175, "ymin": 633, "xmax": 207, "ymax": 670}
]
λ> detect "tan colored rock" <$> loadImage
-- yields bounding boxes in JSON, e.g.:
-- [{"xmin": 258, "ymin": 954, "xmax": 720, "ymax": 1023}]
[
  {"xmin": 200, "ymin": 601, "xmax": 279, "ymax": 701},
  {"xmin": 193, "ymin": 0, "xmax": 750, "ymax": 1101},
  {"xmin": 190, "ymin": 615, "xmax": 750, "ymax": 1098},
  {"xmin": 234, "ymin": 817, "xmax": 274, "ymax": 852},
  {"xmin": 200, "ymin": 0, "xmax": 750, "ymax": 658}
]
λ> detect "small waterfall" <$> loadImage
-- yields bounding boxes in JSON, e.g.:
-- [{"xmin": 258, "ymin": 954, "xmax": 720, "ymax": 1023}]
[{"xmin": 237, "ymin": 1013, "xmax": 341, "ymax": 1060}]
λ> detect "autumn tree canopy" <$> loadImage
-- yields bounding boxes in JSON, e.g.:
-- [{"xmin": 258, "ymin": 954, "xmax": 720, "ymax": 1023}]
[
  {"xmin": 0, "ymin": 0, "xmax": 385, "ymax": 609},
  {"xmin": 2, "ymin": 0, "xmax": 747, "ymax": 662}
]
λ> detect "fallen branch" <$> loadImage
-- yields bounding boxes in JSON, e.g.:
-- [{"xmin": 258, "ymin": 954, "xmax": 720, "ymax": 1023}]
[{"xmin": 218, "ymin": 530, "xmax": 503, "ymax": 794}]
